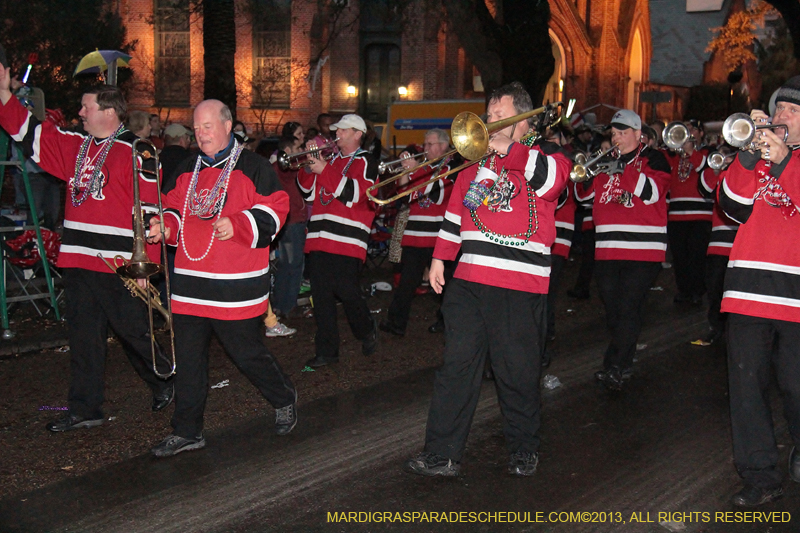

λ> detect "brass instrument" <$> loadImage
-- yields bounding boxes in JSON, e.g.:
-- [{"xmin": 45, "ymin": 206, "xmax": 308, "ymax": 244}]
[
  {"xmin": 367, "ymin": 99, "xmax": 575, "ymax": 206},
  {"xmin": 569, "ymin": 144, "xmax": 620, "ymax": 182},
  {"xmin": 707, "ymin": 151, "xmax": 735, "ymax": 171},
  {"xmin": 99, "ymin": 138, "xmax": 175, "ymax": 379},
  {"xmin": 722, "ymin": 112, "xmax": 788, "ymax": 151},
  {"xmin": 276, "ymin": 140, "xmax": 336, "ymax": 171},
  {"xmin": 378, "ymin": 151, "xmax": 428, "ymax": 174},
  {"xmin": 662, "ymin": 122, "xmax": 694, "ymax": 153}
]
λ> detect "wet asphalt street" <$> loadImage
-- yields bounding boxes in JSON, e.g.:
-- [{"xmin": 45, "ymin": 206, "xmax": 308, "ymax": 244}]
[{"xmin": 1, "ymin": 294, "xmax": 799, "ymax": 532}]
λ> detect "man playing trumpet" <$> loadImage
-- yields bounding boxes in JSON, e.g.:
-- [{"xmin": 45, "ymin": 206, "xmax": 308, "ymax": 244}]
[
  {"xmin": 404, "ymin": 82, "xmax": 571, "ymax": 477},
  {"xmin": 718, "ymin": 75, "xmax": 800, "ymax": 507}
]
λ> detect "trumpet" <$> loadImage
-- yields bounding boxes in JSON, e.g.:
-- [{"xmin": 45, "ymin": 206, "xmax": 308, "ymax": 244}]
[
  {"xmin": 276, "ymin": 140, "xmax": 336, "ymax": 171},
  {"xmin": 367, "ymin": 99, "xmax": 575, "ymax": 206},
  {"xmin": 721, "ymin": 112, "xmax": 788, "ymax": 151},
  {"xmin": 378, "ymin": 152, "xmax": 428, "ymax": 174},
  {"xmin": 707, "ymin": 151, "xmax": 735, "ymax": 170},
  {"xmin": 570, "ymin": 144, "xmax": 620, "ymax": 182},
  {"xmin": 99, "ymin": 138, "xmax": 175, "ymax": 379},
  {"xmin": 662, "ymin": 122, "xmax": 695, "ymax": 153}
]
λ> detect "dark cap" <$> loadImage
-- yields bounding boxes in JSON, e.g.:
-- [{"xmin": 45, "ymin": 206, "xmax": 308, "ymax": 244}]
[{"xmin": 776, "ymin": 75, "xmax": 800, "ymax": 107}]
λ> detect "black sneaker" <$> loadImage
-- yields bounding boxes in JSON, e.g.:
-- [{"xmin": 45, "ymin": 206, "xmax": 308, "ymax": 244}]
[
  {"xmin": 508, "ymin": 451, "xmax": 539, "ymax": 476},
  {"xmin": 379, "ymin": 320, "xmax": 405, "ymax": 336},
  {"xmin": 275, "ymin": 391, "xmax": 297, "ymax": 436},
  {"xmin": 594, "ymin": 368, "xmax": 624, "ymax": 390},
  {"xmin": 151, "ymin": 434, "xmax": 206, "ymax": 458},
  {"xmin": 403, "ymin": 452, "xmax": 460, "ymax": 477},
  {"xmin": 789, "ymin": 446, "xmax": 800, "ymax": 483},
  {"xmin": 305, "ymin": 355, "xmax": 339, "ymax": 368},
  {"xmin": 362, "ymin": 316, "xmax": 379, "ymax": 356},
  {"xmin": 151, "ymin": 383, "xmax": 175, "ymax": 412},
  {"xmin": 47, "ymin": 413, "xmax": 104, "ymax": 433},
  {"xmin": 731, "ymin": 484, "xmax": 783, "ymax": 507}
]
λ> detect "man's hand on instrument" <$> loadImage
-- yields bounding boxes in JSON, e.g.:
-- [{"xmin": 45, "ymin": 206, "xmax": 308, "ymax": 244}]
[
  {"xmin": 429, "ymin": 258, "xmax": 446, "ymax": 295},
  {"xmin": 488, "ymin": 133, "xmax": 514, "ymax": 156},
  {"xmin": 146, "ymin": 219, "xmax": 170, "ymax": 244},
  {"xmin": 213, "ymin": 217, "xmax": 233, "ymax": 241},
  {"xmin": 306, "ymin": 140, "xmax": 327, "ymax": 174},
  {"xmin": 400, "ymin": 151, "xmax": 416, "ymax": 169},
  {"xmin": 136, "ymin": 278, "xmax": 148, "ymax": 289},
  {"xmin": 758, "ymin": 127, "xmax": 789, "ymax": 164}
]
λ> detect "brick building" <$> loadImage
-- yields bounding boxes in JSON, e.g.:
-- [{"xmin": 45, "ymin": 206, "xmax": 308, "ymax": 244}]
[{"xmin": 119, "ymin": 0, "xmax": 654, "ymax": 140}]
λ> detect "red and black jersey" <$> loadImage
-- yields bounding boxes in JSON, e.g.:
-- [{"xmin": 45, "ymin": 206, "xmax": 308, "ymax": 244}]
[
  {"xmin": 161, "ymin": 141, "xmax": 289, "ymax": 320},
  {"xmin": 297, "ymin": 149, "xmax": 378, "ymax": 261},
  {"xmin": 433, "ymin": 141, "xmax": 571, "ymax": 294},
  {"xmin": 0, "ymin": 95, "xmax": 160, "ymax": 273},
  {"xmin": 553, "ymin": 185, "xmax": 576, "ymax": 259},
  {"xmin": 665, "ymin": 149, "xmax": 713, "ymax": 221},
  {"xmin": 718, "ymin": 150, "xmax": 800, "ymax": 323},
  {"xmin": 575, "ymin": 144, "xmax": 671, "ymax": 262},
  {"xmin": 699, "ymin": 166, "xmax": 739, "ymax": 257},
  {"xmin": 400, "ymin": 161, "xmax": 453, "ymax": 248}
]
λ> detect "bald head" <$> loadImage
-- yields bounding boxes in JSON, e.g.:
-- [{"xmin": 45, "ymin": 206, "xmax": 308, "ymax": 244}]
[{"xmin": 194, "ymin": 99, "xmax": 233, "ymax": 157}]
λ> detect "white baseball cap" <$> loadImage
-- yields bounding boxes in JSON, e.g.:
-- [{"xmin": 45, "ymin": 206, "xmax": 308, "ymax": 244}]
[
  {"xmin": 330, "ymin": 114, "xmax": 367, "ymax": 133},
  {"xmin": 610, "ymin": 109, "xmax": 642, "ymax": 131}
]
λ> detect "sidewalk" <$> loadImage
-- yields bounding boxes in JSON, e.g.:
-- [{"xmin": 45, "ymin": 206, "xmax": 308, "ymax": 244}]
[{"xmin": 0, "ymin": 312, "xmax": 67, "ymax": 358}]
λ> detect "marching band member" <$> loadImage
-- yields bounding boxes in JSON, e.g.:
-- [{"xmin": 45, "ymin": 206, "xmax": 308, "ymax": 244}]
[
  {"xmin": 0, "ymin": 63, "xmax": 174, "ymax": 433},
  {"xmin": 300, "ymin": 114, "xmax": 379, "ymax": 368},
  {"xmin": 149, "ymin": 100, "xmax": 296, "ymax": 457},
  {"xmin": 575, "ymin": 109, "xmax": 671, "ymax": 391},
  {"xmin": 404, "ymin": 82, "xmax": 571, "ymax": 477},
  {"xmin": 380, "ymin": 129, "xmax": 453, "ymax": 336},
  {"xmin": 718, "ymin": 76, "xmax": 800, "ymax": 507}
]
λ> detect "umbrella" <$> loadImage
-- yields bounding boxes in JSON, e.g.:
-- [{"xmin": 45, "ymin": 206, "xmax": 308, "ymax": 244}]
[{"xmin": 74, "ymin": 50, "xmax": 131, "ymax": 86}]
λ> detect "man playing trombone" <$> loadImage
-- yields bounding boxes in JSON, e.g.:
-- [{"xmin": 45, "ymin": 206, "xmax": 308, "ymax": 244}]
[
  {"xmin": 404, "ymin": 82, "xmax": 571, "ymax": 477},
  {"xmin": 0, "ymin": 62, "xmax": 176, "ymax": 433},
  {"xmin": 380, "ymin": 129, "xmax": 453, "ymax": 336},
  {"xmin": 717, "ymin": 75, "xmax": 800, "ymax": 507}
]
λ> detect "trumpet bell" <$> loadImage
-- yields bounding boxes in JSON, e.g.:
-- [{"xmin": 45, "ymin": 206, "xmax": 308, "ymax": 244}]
[
  {"xmin": 570, "ymin": 165, "xmax": 589, "ymax": 183},
  {"xmin": 722, "ymin": 113, "xmax": 756, "ymax": 148},
  {"xmin": 663, "ymin": 122, "xmax": 690, "ymax": 151},
  {"xmin": 573, "ymin": 152, "xmax": 588, "ymax": 166},
  {"xmin": 707, "ymin": 152, "xmax": 729, "ymax": 170}
]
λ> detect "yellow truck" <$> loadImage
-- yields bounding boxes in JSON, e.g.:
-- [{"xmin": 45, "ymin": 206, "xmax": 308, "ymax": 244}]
[{"xmin": 380, "ymin": 99, "xmax": 486, "ymax": 155}]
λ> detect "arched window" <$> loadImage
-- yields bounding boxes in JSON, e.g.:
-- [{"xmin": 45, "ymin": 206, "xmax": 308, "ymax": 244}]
[
  {"xmin": 544, "ymin": 31, "xmax": 566, "ymax": 104},
  {"xmin": 627, "ymin": 29, "xmax": 644, "ymax": 111}
]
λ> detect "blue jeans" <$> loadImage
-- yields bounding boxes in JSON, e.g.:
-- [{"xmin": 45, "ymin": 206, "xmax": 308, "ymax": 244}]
[{"xmin": 272, "ymin": 222, "xmax": 307, "ymax": 314}]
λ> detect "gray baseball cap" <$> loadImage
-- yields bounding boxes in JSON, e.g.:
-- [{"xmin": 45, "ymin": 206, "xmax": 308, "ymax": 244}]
[{"xmin": 610, "ymin": 109, "xmax": 642, "ymax": 130}]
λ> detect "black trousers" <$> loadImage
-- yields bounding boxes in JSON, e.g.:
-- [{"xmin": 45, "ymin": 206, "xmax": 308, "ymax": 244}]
[
  {"xmin": 62, "ymin": 268, "xmax": 170, "ymax": 419},
  {"xmin": 308, "ymin": 251, "xmax": 373, "ymax": 359},
  {"xmin": 728, "ymin": 313, "xmax": 800, "ymax": 489},
  {"xmin": 547, "ymin": 254, "xmax": 566, "ymax": 339},
  {"xmin": 706, "ymin": 254, "xmax": 728, "ymax": 333},
  {"xmin": 595, "ymin": 260, "xmax": 661, "ymax": 371},
  {"xmin": 424, "ymin": 279, "xmax": 545, "ymax": 461},
  {"xmin": 573, "ymin": 223, "xmax": 595, "ymax": 294},
  {"xmin": 668, "ymin": 220, "xmax": 711, "ymax": 298},
  {"xmin": 171, "ymin": 314, "xmax": 296, "ymax": 438},
  {"xmin": 387, "ymin": 246, "xmax": 433, "ymax": 331}
]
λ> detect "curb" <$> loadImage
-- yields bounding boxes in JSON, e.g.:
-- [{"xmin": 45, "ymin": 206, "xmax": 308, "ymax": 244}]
[{"xmin": 0, "ymin": 337, "xmax": 68, "ymax": 359}]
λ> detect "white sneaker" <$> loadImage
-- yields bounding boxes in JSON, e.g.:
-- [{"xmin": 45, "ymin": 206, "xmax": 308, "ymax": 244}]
[{"xmin": 265, "ymin": 322, "xmax": 297, "ymax": 337}]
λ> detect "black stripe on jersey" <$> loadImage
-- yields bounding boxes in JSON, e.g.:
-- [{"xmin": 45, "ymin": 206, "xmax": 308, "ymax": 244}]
[
  {"xmin": 307, "ymin": 218, "xmax": 370, "ymax": 242},
  {"xmin": 62, "ymin": 227, "xmax": 133, "ymax": 253},
  {"xmin": 337, "ymin": 179, "xmax": 356, "ymax": 204},
  {"xmin": 248, "ymin": 208, "xmax": 277, "ymax": 248},
  {"xmin": 710, "ymin": 228, "xmax": 737, "ymax": 245},
  {"xmin": 724, "ymin": 264, "xmax": 800, "ymax": 301},
  {"xmin": 528, "ymin": 150, "xmax": 550, "ymax": 189},
  {"xmin": 641, "ymin": 146, "xmax": 671, "ymax": 173},
  {"xmin": 439, "ymin": 217, "xmax": 461, "ymax": 237},
  {"xmin": 668, "ymin": 199, "xmax": 713, "ymax": 214},
  {"xmin": 172, "ymin": 271, "xmax": 271, "ymax": 303},
  {"xmin": 462, "ymin": 239, "xmax": 550, "ymax": 268},
  {"xmin": 405, "ymin": 220, "xmax": 442, "ymax": 235},
  {"xmin": 639, "ymin": 177, "xmax": 654, "ymax": 203},
  {"xmin": 718, "ymin": 184, "xmax": 753, "ymax": 224},
  {"xmin": 596, "ymin": 229, "xmax": 668, "ymax": 245},
  {"xmin": 556, "ymin": 227, "xmax": 574, "ymax": 240}
]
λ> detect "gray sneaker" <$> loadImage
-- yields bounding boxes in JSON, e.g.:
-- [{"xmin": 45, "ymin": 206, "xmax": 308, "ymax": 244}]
[
  {"xmin": 151, "ymin": 434, "xmax": 206, "ymax": 458},
  {"xmin": 403, "ymin": 452, "xmax": 460, "ymax": 477},
  {"xmin": 508, "ymin": 451, "xmax": 539, "ymax": 476},
  {"xmin": 275, "ymin": 390, "xmax": 297, "ymax": 435}
]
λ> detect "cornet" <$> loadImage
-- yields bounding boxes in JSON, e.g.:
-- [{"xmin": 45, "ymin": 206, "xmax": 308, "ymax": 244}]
[
  {"xmin": 662, "ymin": 122, "xmax": 695, "ymax": 153},
  {"xmin": 707, "ymin": 151, "xmax": 735, "ymax": 171},
  {"xmin": 276, "ymin": 140, "xmax": 336, "ymax": 171},
  {"xmin": 378, "ymin": 152, "xmax": 428, "ymax": 174},
  {"xmin": 570, "ymin": 144, "xmax": 620, "ymax": 182},
  {"xmin": 721, "ymin": 113, "xmax": 788, "ymax": 151}
]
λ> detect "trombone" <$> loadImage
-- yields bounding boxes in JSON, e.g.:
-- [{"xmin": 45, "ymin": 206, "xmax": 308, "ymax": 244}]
[
  {"xmin": 378, "ymin": 152, "xmax": 428, "ymax": 174},
  {"xmin": 276, "ymin": 140, "xmax": 336, "ymax": 171},
  {"xmin": 570, "ymin": 144, "xmax": 620, "ymax": 182},
  {"xmin": 99, "ymin": 138, "xmax": 176, "ymax": 379},
  {"xmin": 367, "ymin": 99, "xmax": 574, "ymax": 206},
  {"xmin": 721, "ymin": 112, "xmax": 788, "ymax": 151}
]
